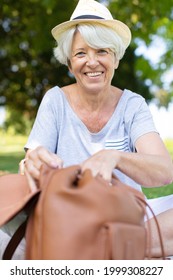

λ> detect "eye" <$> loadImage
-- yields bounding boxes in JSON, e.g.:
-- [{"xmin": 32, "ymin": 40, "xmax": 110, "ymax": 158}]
[
  {"xmin": 74, "ymin": 51, "xmax": 86, "ymax": 58},
  {"xmin": 97, "ymin": 49, "xmax": 109, "ymax": 55}
]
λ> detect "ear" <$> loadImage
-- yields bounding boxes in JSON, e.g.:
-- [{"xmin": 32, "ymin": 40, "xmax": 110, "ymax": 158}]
[
  {"xmin": 67, "ymin": 59, "xmax": 72, "ymax": 71},
  {"xmin": 68, "ymin": 66, "xmax": 73, "ymax": 75},
  {"xmin": 68, "ymin": 61, "xmax": 75, "ymax": 79},
  {"xmin": 114, "ymin": 59, "xmax": 119, "ymax": 69},
  {"xmin": 68, "ymin": 64, "xmax": 74, "ymax": 77}
]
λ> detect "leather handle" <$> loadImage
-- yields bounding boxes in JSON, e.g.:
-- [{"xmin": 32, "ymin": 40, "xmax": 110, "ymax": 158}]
[
  {"xmin": 3, "ymin": 219, "xmax": 27, "ymax": 260},
  {"xmin": 138, "ymin": 197, "xmax": 166, "ymax": 260}
]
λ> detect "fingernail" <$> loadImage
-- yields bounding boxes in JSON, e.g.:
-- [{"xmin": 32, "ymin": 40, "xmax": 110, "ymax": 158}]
[{"xmin": 50, "ymin": 161, "xmax": 59, "ymax": 168}]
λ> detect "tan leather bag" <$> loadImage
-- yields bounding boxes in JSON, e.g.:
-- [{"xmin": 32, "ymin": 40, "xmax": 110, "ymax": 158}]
[
  {"xmin": 26, "ymin": 165, "xmax": 147, "ymax": 259},
  {"xmin": 0, "ymin": 165, "xmax": 163, "ymax": 259},
  {"xmin": 0, "ymin": 173, "xmax": 39, "ymax": 226}
]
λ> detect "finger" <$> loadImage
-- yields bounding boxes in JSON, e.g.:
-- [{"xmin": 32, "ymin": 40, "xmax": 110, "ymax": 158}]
[
  {"xmin": 28, "ymin": 146, "xmax": 63, "ymax": 169},
  {"xmin": 25, "ymin": 158, "xmax": 40, "ymax": 180},
  {"xmin": 24, "ymin": 167, "xmax": 38, "ymax": 192},
  {"xmin": 33, "ymin": 147, "xmax": 63, "ymax": 168},
  {"xmin": 81, "ymin": 160, "xmax": 112, "ymax": 182},
  {"xmin": 81, "ymin": 161, "xmax": 100, "ymax": 177},
  {"xmin": 96, "ymin": 162, "xmax": 113, "ymax": 182},
  {"xmin": 100, "ymin": 171, "xmax": 112, "ymax": 182},
  {"xmin": 19, "ymin": 157, "xmax": 39, "ymax": 180},
  {"xmin": 50, "ymin": 153, "xmax": 64, "ymax": 168},
  {"xmin": 19, "ymin": 159, "xmax": 26, "ymax": 175}
]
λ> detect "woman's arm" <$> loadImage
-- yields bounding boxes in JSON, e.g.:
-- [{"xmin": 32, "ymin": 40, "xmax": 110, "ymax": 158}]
[
  {"xmin": 117, "ymin": 133, "xmax": 173, "ymax": 186},
  {"xmin": 81, "ymin": 132, "xmax": 173, "ymax": 187}
]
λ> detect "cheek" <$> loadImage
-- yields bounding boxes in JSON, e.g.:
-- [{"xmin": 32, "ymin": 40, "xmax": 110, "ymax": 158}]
[{"xmin": 69, "ymin": 59, "xmax": 80, "ymax": 74}]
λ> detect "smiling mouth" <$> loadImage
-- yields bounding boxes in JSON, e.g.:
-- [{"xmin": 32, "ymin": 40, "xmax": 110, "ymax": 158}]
[{"xmin": 85, "ymin": 71, "xmax": 103, "ymax": 77}]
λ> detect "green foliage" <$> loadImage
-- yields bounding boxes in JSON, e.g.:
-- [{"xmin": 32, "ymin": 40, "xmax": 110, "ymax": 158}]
[
  {"xmin": 0, "ymin": 0, "xmax": 76, "ymax": 132},
  {"xmin": 1, "ymin": 0, "xmax": 173, "ymax": 131},
  {"xmin": 109, "ymin": 0, "xmax": 173, "ymax": 106}
]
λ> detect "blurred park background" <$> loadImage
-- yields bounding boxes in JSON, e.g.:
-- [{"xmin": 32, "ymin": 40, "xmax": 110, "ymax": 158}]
[{"xmin": 0, "ymin": 0, "xmax": 173, "ymax": 198}]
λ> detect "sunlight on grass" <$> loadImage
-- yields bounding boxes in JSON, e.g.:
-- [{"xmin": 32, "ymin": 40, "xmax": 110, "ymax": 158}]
[
  {"xmin": 142, "ymin": 138, "xmax": 173, "ymax": 198},
  {"xmin": 164, "ymin": 139, "xmax": 173, "ymax": 158},
  {"xmin": 0, "ymin": 131, "xmax": 27, "ymax": 152},
  {"xmin": 0, "ymin": 130, "xmax": 27, "ymax": 173}
]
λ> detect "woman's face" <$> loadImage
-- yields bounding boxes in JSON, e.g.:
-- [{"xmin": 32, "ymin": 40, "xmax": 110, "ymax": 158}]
[{"xmin": 69, "ymin": 31, "xmax": 118, "ymax": 93}]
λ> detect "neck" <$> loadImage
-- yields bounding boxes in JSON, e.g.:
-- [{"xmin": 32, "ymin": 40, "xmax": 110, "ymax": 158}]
[
  {"xmin": 75, "ymin": 84, "xmax": 113, "ymax": 112},
  {"xmin": 62, "ymin": 83, "xmax": 122, "ymax": 133}
]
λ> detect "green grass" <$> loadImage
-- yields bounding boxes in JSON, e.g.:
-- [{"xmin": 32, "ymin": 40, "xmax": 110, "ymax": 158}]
[
  {"xmin": 0, "ymin": 130, "xmax": 173, "ymax": 198},
  {"xmin": 142, "ymin": 139, "xmax": 173, "ymax": 198},
  {"xmin": 0, "ymin": 131, "xmax": 27, "ymax": 174}
]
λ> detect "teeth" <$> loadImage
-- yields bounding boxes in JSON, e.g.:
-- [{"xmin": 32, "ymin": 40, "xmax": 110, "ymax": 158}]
[{"xmin": 86, "ymin": 72, "xmax": 102, "ymax": 77}]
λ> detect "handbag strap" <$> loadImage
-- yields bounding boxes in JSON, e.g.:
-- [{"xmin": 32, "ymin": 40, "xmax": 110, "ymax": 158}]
[
  {"xmin": 2, "ymin": 193, "xmax": 39, "ymax": 260},
  {"xmin": 2, "ymin": 219, "xmax": 27, "ymax": 260},
  {"xmin": 138, "ymin": 197, "xmax": 166, "ymax": 260}
]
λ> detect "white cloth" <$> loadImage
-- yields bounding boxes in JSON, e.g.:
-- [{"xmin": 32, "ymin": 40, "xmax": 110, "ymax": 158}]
[
  {"xmin": 0, "ymin": 213, "xmax": 26, "ymax": 260},
  {"xmin": 146, "ymin": 194, "xmax": 173, "ymax": 220}
]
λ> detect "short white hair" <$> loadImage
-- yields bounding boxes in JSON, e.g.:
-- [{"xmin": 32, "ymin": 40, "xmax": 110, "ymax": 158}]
[{"xmin": 53, "ymin": 24, "xmax": 127, "ymax": 66}]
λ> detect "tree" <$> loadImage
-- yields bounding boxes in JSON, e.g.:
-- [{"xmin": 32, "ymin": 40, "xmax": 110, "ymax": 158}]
[
  {"xmin": 109, "ymin": 0, "xmax": 173, "ymax": 106},
  {"xmin": 0, "ymin": 0, "xmax": 173, "ymax": 133}
]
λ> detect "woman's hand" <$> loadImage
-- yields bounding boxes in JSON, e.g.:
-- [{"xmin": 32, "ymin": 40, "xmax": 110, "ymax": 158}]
[
  {"xmin": 81, "ymin": 149, "xmax": 120, "ymax": 182},
  {"xmin": 21, "ymin": 146, "xmax": 63, "ymax": 185}
]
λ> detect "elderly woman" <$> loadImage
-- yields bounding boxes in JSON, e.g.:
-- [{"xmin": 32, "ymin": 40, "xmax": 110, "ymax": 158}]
[{"xmin": 20, "ymin": 0, "xmax": 173, "ymax": 258}]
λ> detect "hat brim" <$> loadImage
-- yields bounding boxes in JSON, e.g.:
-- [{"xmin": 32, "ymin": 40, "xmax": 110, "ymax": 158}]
[{"xmin": 51, "ymin": 19, "xmax": 131, "ymax": 48}]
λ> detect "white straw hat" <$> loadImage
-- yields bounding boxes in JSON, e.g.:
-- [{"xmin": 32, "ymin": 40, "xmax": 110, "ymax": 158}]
[{"xmin": 51, "ymin": 0, "xmax": 131, "ymax": 49}]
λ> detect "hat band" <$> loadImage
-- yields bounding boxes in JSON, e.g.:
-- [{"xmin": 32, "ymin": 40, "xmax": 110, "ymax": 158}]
[{"xmin": 73, "ymin": 15, "xmax": 104, "ymax": 20}]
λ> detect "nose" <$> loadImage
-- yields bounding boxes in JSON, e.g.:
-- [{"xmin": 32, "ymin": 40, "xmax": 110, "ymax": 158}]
[{"xmin": 86, "ymin": 51, "xmax": 99, "ymax": 67}]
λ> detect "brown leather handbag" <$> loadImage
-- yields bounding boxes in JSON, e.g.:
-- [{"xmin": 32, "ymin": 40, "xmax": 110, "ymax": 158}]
[{"xmin": 0, "ymin": 165, "xmax": 163, "ymax": 260}]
